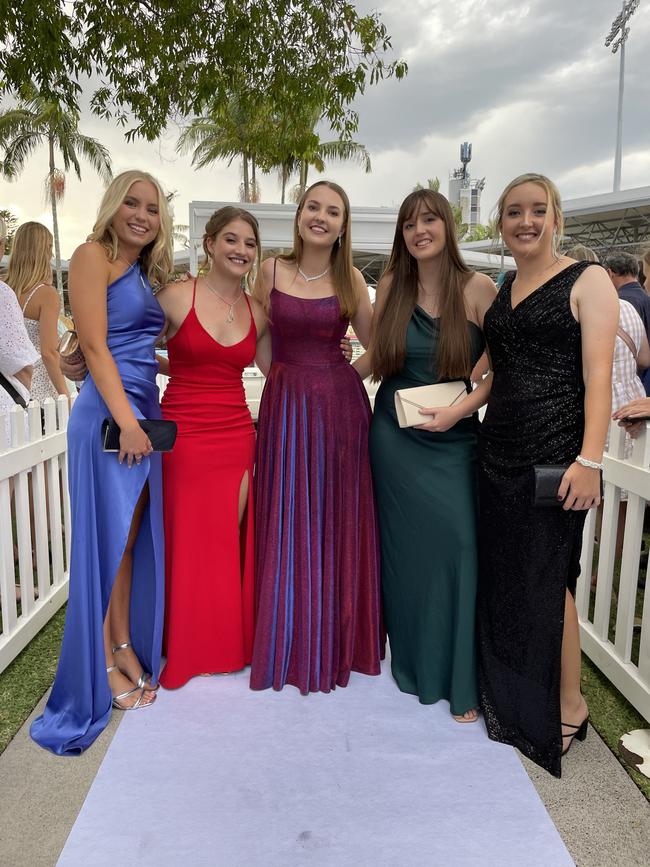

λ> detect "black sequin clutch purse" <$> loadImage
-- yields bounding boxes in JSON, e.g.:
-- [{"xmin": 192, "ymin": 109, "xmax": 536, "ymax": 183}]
[
  {"xmin": 532, "ymin": 465, "xmax": 570, "ymax": 507},
  {"xmin": 533, "ymin": 464, "xmax": 603, "ymax": 507},
  {"xmin": 101, "ymin": 418, "xmax": 177, "ymax": 452}
]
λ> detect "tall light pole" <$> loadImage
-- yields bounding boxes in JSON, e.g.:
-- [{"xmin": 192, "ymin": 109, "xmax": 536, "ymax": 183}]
[{"xmin": 605, "ymin": 0, "xmax": 640, "ymax": 192}]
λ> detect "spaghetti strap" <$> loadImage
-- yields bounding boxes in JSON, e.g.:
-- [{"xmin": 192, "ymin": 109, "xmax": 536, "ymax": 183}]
[
  {"xmin": 21, "ymin": 283, "xmax": 46, "ymax": 313},
  {"xmin": 192, "ymin": 278, "xmax": 198, "ymax": 308},
  {"xmin": 272, "ymin": 258, "xmax": 277, "ymax": 288},
  {"xmin": 243, "ymin": 291, "xmax": 253, "ymax": 315}
]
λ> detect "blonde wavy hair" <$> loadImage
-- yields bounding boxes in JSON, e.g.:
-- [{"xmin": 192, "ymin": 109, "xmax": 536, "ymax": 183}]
[
  {"xmin": 87, "ymin": 170, "xmax": 173, "ymax": 286},
  {"xmin": 6, "ymin": 221, "xmax": 53, "ymax": 298},
  {"xmin": 255, "ymin": 180, "xmax": 357, "ymax": 319},
  {"xmin": 495, "ymin": 173, "xmax": 564, "ymax": 259}
]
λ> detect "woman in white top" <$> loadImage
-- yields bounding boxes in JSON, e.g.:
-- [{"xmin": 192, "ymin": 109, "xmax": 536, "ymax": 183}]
[
  {"xmin": 0, "ymin": 218, "xmax": 40, "ymax": 446},
  {"xmin": 6, "ymin": 222, "xmax": 70, "ymax": 401}
]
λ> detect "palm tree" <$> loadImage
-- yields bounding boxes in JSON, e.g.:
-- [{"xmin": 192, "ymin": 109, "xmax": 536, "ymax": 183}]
[
  {"xmin": 177, "ymin": 95, "xmax": 268, "ymax": 203},
  {"xmin": 0, "ymin": 90, "xmax": 113, "ymax": 295},
  {"xmin": 288, "ymin": 139, "xmax": 372, "ymax": 203},
  {"xmin": 282, "ymin": 104, "xmax": 372, "ymax": 202},
  {"xmin": 412, "ymin": 177, "xmax": 441, "ymax": 192}
]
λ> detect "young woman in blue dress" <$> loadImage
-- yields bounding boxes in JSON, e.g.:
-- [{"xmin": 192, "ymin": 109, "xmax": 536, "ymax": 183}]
[{"xmin": 31, "ymin": 170, "xmax": 173, "ymax": 755}]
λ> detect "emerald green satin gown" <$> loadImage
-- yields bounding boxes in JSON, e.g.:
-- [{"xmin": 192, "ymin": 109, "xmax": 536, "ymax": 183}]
[{"xmin": 369, "ymin": 307, "xmax": 484, "ymax": 715}]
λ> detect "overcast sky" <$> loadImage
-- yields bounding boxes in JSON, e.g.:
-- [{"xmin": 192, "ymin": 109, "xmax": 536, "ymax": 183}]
[{"xmin": 1, "ymin": 0, "xmax": 649, "ymax": 258}]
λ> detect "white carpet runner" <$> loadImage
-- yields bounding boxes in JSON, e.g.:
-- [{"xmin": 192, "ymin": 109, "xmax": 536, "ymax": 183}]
[{"xmin": 57, "ymin": 662, "xmax": 573, "ymax": 866}]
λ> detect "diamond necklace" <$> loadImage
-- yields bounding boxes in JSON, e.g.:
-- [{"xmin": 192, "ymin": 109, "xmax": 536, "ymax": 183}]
[
  {"xmin": 203, "ymin": 274, "xmax": 244, "ymax": 324},
  {"xmin": 297, "ymin": 263, "xmax": 331, "ymax": 283}
]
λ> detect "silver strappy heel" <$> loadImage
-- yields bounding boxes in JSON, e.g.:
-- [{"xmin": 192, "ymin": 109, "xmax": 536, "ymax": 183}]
[
  {"xmin": 111, "ymin": 641, "xmax": 159, "ymax": 691},
  {"xmin": 106, "ymin": 665, "xmax": 156, "ymax": 711}
]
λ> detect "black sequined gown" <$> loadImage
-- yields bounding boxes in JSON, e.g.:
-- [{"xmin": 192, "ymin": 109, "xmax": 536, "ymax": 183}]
[{"xmin": 477, "ymin": 261, "xmax": 592, "ymax": 778}]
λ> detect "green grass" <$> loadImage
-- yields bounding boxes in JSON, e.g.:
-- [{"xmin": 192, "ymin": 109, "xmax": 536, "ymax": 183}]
[
  {"xmin": 582, "ymin": 653, "xmax": 650, "ymax": 800},
  {"xmin": 0, "ymin": 605, "xmax": 65, "ymax": 753}
]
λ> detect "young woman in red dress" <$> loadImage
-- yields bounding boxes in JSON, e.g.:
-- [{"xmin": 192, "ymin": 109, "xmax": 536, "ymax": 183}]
[{"xmin": 156, "ymin": 208, "xmax": 271, "ymax": 688}]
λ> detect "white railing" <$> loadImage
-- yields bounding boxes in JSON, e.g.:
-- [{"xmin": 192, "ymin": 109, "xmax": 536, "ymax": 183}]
[
  {"xmin": 0, "ymin": 396, "xmax": 73, "ymax": 673},
  {"xmin": 1, "ymin": 396, "xmax": 649, "ymax": 720},
  {"xmin": 577, "ymin": 422, "xmax": 650, "ymax": 721}
]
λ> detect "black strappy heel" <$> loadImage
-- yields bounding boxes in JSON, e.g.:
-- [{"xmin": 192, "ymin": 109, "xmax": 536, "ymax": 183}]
[{"xmin": 561, "ymin": 717, "xmax": 589, "ymax": 756}]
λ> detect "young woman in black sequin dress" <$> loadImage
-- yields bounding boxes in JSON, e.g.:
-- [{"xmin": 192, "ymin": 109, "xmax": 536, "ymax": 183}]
[{"xmin": 477, "ymin": 174, "xmax": 618, "ymax": 777}]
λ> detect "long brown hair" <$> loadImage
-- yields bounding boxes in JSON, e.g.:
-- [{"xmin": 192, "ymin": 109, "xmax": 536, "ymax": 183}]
[
  {"xmin": 255, "ymin": 180, "xmax": 357, "ymax": 318},
  {"xmin": 371, "ymin": 190, "xmax": 472, "ymax": 381},
  {"xmin": 202, "ymin": 206, "xmax": 262, "ymax": 291}
]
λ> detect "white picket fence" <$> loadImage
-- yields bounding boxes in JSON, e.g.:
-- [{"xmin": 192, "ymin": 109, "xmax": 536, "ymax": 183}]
[
  {"xmin": 577, "ymin": 421, "xmax": 650, "ymax": 721},
  {"xmin": 1, "ymin": 397, "xmax": 649, "ymax": 724},
  {"xmin": 0, "ymin": 396, "xmax": 73, "ymax": 672}
]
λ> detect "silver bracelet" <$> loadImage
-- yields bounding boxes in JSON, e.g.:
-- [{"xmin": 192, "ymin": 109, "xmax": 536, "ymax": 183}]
[{"xmin": 576, "ymin": 454, "xmax": 603, "ymax": 471}]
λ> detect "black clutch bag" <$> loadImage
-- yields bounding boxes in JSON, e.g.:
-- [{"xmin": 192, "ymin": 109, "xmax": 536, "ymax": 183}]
[
  {"xmin": 532, "ymin": 464, "xmax": 570, "ymax": 507},
  {"xmin": 533, "ymin": 464, "xmax": 603, "ymax": 507},
  {"xmin": 101, "ymin": 418, "xmax": 178, "ymax": 453}
]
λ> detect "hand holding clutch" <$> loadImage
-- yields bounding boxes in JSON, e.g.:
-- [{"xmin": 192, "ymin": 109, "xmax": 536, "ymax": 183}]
[{"xmin": 394, "ymin": 381, "xmax": 468, "ymax": 429}]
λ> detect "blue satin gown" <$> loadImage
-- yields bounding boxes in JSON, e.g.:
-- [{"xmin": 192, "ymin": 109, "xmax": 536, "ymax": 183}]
[{"xmin": 31, "ymin": 262, "xmax": 165, "ymax": 755}]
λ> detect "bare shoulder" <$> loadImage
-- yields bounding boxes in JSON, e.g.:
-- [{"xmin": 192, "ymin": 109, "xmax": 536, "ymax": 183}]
[
  {"xmin": 70, "ymin": 240, "xmax": 109, "ymax": 268},
  {"xmin": 465, "ymin": 270, "xmax": 497, "ymax": 301},
  {"xmin": 352, "ymin": 266, "xmax": 370, "ymax": 296},
  {"xmin": 261, "ymin": 256, "xmax": 284, "ymax": 277},
  {"xmin": 39, "ymin": 283, "xmax": 61, "ymax": 307},
  {"xmin": 158, "ymin": 275, "xmax": 194, "ymax": 299},
  {"xmin": 573, "ymin": 262, "xmax": 615, "ymax": 296}
]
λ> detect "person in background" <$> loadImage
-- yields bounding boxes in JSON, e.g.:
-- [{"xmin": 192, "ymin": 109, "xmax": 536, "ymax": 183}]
[
  {"xmin": 604, "ymin": 252, "xmax": 650, "ymax": 395},
  {"xmin": 569, "ymin": 245, "xmax": 650, "ymax": 567},
  {"xmin": 6, "ymin": 222, "xmax": 70, "ymax": 402},
  {"xmin": 0, "ymin": 216, "xmax": 39, "ymax": 445},
  {"xmin": 639, "ymin": 248, "xmax": 650, "ymax": 294}
]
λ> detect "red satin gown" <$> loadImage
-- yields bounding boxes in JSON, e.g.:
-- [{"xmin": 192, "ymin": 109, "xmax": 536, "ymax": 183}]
[{"xmin": 160, "ymin": 280, "xmax": 257, "ymax": 688}]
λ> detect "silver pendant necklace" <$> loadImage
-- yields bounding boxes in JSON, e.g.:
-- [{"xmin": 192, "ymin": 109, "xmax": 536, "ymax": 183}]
[
  {"xmin": 204, "ymin": 275, "xmax": 244, "ymax": 323},
  {"xmin": 297, "ymin": 264, "xmax": 331, "ymax": 283}
]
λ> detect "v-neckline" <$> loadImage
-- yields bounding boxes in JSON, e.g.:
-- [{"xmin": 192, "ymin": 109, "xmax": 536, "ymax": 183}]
[{"xmin": 508, "ymin": 262, "xmax": 583, "ymax": 312}]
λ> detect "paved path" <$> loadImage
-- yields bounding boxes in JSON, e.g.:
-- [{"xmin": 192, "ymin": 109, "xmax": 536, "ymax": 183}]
[{"xmin": 0, "ymin": 691, "xmax": 648, "ymax": 867}]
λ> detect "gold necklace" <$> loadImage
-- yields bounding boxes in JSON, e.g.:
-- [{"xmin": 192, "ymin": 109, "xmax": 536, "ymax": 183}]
[{"xmin": 203, "ymin": 275, "xmax": 244, "ymax": 324}]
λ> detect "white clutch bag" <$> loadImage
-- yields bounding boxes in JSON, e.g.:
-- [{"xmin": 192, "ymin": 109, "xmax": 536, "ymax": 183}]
[{"xmin": 394, "ymin": 380, "xmax": 468, "ymax": 429}]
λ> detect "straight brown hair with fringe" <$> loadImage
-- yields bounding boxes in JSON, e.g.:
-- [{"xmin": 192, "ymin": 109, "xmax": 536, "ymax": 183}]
[
  {"xmin": 255, "ymin": 180, "xmax": 357, "ymax": 319},
  {"xmin": 371, "ymin": 190, "xmax": 473, "ymax": 382}
]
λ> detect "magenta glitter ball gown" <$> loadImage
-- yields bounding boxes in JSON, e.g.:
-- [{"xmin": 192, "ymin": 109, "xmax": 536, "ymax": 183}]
[{"xmin": 250, "ymin": 283, "xmax": 382, "ymax": 694}]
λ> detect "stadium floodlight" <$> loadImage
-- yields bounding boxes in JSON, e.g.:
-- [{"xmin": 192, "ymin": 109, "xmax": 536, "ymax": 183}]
[{"xmin": 605, "ymin": 0, "xmax": 640, "ymax": 191}]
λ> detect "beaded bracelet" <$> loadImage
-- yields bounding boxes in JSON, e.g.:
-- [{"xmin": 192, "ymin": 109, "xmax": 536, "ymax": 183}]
[{"xmin": 576, "ymin": 455, "xmax": 604, "ymax": 471}]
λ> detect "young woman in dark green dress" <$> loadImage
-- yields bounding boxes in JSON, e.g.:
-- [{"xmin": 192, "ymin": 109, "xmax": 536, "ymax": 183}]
[{"xmin": 357, "ymin": 190, "xmax": 496, "ymax": 722}]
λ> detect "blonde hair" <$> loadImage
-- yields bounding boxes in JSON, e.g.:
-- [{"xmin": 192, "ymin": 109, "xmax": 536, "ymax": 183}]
[
  {"xmin": 6, "ymin": 221, "xmax": 53, "ymax": 298},
  {"xmin": 255, "ymin": 180, "xmax": 357, "ymax": 319},
  {"xmin": 87, "ymin": 170, "xmax": 173, "ymax": 286},
  {"xmin": 202, "ymin": 207, "xmax": 261, "ymax": 291},
  {"xmin": 567, "ymin": 244, "xmax": 599, "ymax": 263},
  {"xmin": 496, "ymin": 173, "xmax": 564, "ymax": 258}
]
